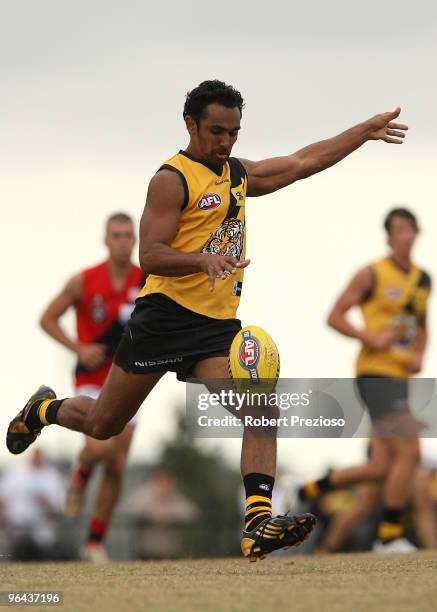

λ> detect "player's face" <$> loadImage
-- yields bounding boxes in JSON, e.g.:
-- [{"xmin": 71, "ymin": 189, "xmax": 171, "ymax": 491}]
[
  {"xmin": 105, "ymin": 221, "xmax": 136, "ymax": 264},
  {"xmin": 388, "ymin": 216, "xmax": 418, "ymax": 254},
  {"xmin": 189, "ymin": 103, "xmax": 241, "ymax": 167}
]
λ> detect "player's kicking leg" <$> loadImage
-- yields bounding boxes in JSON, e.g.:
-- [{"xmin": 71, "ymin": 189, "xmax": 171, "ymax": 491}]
[
  {"xmin": 193, "ymin": 356, "xmax": 316, "ymax": 562},
  {"xmin": 6, "ymin": 365, "xmax": 162, "ymax": 453}
]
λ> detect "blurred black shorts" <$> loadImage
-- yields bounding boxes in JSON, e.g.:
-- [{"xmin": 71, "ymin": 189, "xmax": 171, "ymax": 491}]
[
  {"xmin": 114, "ymin": 293, "xmax": 241, "ymax": 381},
  {"xmin": 356, "ymin": 375, "xmax": 409, "ymax": 422}
]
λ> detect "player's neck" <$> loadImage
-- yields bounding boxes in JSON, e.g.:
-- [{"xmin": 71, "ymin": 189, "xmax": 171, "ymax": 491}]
[
  {"xmin": 185, "ymin": 143, "xmax": 204, "ymax": 161},
  {"xmin": 107, "ymin": 259, "xmax": 132, "ymax": 281},
  {"xmin": 389, "ymin": 252, "xmax": 412, "ymax": 273}
]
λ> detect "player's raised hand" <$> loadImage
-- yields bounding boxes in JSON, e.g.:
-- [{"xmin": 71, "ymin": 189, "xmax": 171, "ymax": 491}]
[
  {"xmin": 368, "ymin": 107, "xmax": 408, "ymax": 143},
  {"xmin": 199, "ymin": 253, "xmax": 250, "ymax": 292}
]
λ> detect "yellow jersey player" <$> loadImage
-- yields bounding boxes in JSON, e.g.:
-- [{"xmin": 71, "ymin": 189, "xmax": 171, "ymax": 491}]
[
  {"xmin": 299, "ymin": 208, "xmax": 431, "ymax": 553},
  {"xmin": 7, "ymin": 80, "xmax": 408, "ymax": 561}
]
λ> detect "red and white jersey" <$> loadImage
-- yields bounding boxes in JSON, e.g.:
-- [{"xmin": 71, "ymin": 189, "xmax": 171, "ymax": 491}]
[{"xmin": 75, "ymin": 261, "xmax": 143, "ymax": 388}]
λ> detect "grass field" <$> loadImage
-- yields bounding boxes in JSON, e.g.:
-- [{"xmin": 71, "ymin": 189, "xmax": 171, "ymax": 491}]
[{"xmin": 2, "ymin": 553, "xmax": 437, "ymax": 612}]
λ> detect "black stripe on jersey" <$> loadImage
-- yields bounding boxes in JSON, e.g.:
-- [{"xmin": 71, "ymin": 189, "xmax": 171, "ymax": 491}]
[
  {"xmin": 403, "ymin": 269, "xmax": 431, "ymax": 315},
  {"xmin": 418, "ymin": 270, "xmax": 432, "ymax": 288},
  {"xmin": 226, "ymin": 157, "xmax": 247, "ymax": 220},
  {"xmin": 158, "ymin": 164, "xmax": 189, "ymax": 210}
]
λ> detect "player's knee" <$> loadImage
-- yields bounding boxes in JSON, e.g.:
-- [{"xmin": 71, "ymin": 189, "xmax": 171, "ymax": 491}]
[{"xmin": 89, "ymin": 420, "xmax": 124, "ymax": 440}]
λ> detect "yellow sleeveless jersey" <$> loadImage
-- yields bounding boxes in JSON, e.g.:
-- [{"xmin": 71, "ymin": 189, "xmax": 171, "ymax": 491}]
[
  {"xmin": 138, "ymin": 150, "xmax": 247, "ymax": 319},
  {"xmin": 356, "ymin": 257, "xmax": 431, "ymax": 378}
]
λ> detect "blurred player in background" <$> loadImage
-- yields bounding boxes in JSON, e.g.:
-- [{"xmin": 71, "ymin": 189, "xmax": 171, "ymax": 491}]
[
  {"xmin": 39, "ymin": 212, "xmax": 143, "ymax": 562},
  {"xmin": 0, "ymin": 449, "xmax": 65, "ymax": 561},
  {"xmin": 8, "ymin": 80, "xmax": 409, "ymax": 562},
  {"xmin": 299, "ymin": 208, "xmax": 431, "ymax": 552}
]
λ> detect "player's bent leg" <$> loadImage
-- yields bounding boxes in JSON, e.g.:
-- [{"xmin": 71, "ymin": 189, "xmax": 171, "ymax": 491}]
[
  {"xmin": 299, "ymin": 438, "xmax": 391, "ymax": 503},
  {"xmin": 94, "ymin": 425, "xmax": 134, "ymax": 523},
  {"xmin": 78, "ymin": 436, "xmax": 113, "ymax": 469},
  {"xmin": 193, "ymin": 356, "xmax": 316, "ymax": 561},
  {"xmin": 82, "ymin": 425, "xmax": 135, "ymax": 562},
  {"xmin": 374, "ymin": 437, "xmax": 420, "ymax": 553},
  {"xmin": 59, "ymin": 365, "xmax": 163, "ymax": 439},
  {"xmin": 412, "ymin": 466, "xmax": 437, "ymax": 549},
  {"xmin": 6, "ymin": 366, "xmax": 163, "ymax": 455},
  {"xmin": 383, "ymin": 437, "xmax": 420, "ymax": 508},
  {"xmin": 320, "ymin": 482, "xmax": 382, "ymax": 553},
  {"xmin": 65, "ymin": 437, "xmax": 113, "ymax": 519},
  {"xmin": 66, "ymin": 384, "xmax": 121, "ymax": 519}
]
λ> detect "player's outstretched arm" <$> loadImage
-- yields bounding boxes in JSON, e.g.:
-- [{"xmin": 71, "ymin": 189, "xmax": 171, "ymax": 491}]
[
  {"xmin": 140, "ymin": 170, "xmax": 249, "ymax": 289},
  {"xmin": 240, "ymin": 108, "xmax": 408, "ymax": 197}
]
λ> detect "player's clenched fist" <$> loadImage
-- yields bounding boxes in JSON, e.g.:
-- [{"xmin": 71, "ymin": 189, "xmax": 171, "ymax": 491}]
[{"xmin": 199, "ymin": 253, "xmax": 250, "ymax": 292}]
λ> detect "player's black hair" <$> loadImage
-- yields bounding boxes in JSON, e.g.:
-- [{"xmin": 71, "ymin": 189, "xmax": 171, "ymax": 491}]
[
  {"xmin": 183, "ymin": 80, "xmax": 245, "ymax": 123},
  {"xmin": 106, "ymin": 212, "xmax": 133, "ymax": 230},
  {"xmin": 384, "ymin": 208, "xmax": 419, "ymax": 233}
]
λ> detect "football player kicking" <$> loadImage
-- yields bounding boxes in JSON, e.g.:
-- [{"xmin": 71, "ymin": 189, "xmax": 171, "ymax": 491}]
[{"xmin": 7, "ymin": 80, "xmax": 408, "ymax": 561}]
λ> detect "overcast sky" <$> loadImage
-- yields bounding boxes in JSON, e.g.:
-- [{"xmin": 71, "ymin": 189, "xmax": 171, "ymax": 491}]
[{"xmin": 2, "ymin": 0, "xmax": 437, "ymax": 476}]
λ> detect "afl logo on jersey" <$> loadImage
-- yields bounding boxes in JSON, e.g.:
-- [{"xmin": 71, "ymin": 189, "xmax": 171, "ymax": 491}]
[
  {"xmin": 90, "ymin": 295, "xmax": 107, "ymax": 324},
  {"xmin": 197, "ymin": 193, "xmax": 222, "ymax": 210},
  {"xmin": 385, "ymin": 287, "xmax": 402, "ymax": 299}
]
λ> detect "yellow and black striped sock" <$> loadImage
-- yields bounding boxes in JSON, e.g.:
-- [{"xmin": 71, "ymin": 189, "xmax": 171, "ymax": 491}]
[
  {"xmin": 26, "ymin": 399, "xmax": 65, "ymax": 429},
  {"xmin": 377, "ymin": 507, "xmax": 404, "ymax": 543},
  {"xmin": 243, "ymin": 473, "xmax": 274, "ymax": 531}
]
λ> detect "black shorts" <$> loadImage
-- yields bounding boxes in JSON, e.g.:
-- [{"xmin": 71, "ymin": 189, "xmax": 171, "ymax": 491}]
[
  {"xmin": 356, "ymin": 375, "xmax": 409, "ymax": 422},
  {"xmin": 114, "ymin": 293, "xmax": 242, "ymax": 381}
]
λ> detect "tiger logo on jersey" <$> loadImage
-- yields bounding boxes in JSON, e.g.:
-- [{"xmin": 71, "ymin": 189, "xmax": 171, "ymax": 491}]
[{"xmin": 201, "ymin": 219, "xmax": 245, "ymax": 259}]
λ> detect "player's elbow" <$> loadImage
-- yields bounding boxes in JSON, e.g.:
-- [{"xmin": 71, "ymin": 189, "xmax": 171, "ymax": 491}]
[
  {"xmin": 326, "ymin": 311, "xmax": 337, "ymax": 329},
  {"xmin": 139, "ymin": 252, "xmax": 153, "ymax": 275},
  {"xmin": 39, "ymin": 312, "xmax": 50, "ymax": 332},
  {"xmin": 139, "ymin": 243, "xmax": 159, "ymax": 275}
]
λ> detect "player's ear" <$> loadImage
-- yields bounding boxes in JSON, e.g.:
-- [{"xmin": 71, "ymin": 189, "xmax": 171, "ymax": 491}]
[
  {"xmin": 184, "ymin": 114, "xmax": 197, "ymax": 137},
  {"xmin": 386, "ymin": 233, "xmax": 392, "ymax": 249}
]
